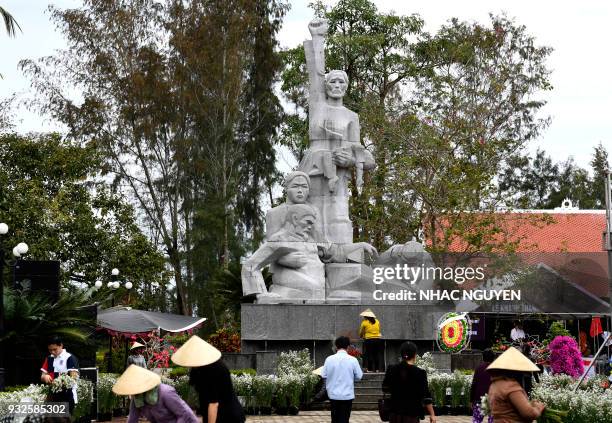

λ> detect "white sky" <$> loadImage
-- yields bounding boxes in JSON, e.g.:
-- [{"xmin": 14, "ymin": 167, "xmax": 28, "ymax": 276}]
[{"xmin": 1, "ymin": 0, "xmax": 610, "ymax": 170}]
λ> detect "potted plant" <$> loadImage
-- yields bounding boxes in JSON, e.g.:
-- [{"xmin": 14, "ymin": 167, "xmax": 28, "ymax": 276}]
[
  {"xmin": 97, "ymin": 373, "xmax": 120, "ymax": 421},
  {"xmin": 252, "ymin": 375, "xmax": 275, "ymax": 415}
]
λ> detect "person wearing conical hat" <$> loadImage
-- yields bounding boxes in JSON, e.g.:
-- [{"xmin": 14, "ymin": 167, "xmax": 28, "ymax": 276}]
[
  {"xmin": 127, "ymin": 341, "xmax": 147, "ymax": 369},
  {"xmin": 114, "ymin": 365, "xmax": 198, "ymax": 423},
  {"xmin": 171, "ymin": 335, "xmax": 245, "ymax": 423},
  {"xmin": 359, "ymin": 309, "xmax": 383, "ymax": 372},
  {"xmin": 486, "ymin": 347, "xmax": 545, "ymax": 422}
]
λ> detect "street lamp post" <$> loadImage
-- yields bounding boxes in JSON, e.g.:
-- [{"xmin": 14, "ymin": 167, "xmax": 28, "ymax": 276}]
[{"xmin": 107, "ymin": 268, "xmax": 120, "ymax": 372}]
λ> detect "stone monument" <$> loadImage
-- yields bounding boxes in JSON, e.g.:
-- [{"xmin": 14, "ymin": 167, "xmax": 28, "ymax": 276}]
[
  {"xmin": 240, "ymin": 19, "xmax": 450, "ymax": 365},
  {"xmin": 241, "ymin": 18, "xmax": 378, "ymax": 303}
]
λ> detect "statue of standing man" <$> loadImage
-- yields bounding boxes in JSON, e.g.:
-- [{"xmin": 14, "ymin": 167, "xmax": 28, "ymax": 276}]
[{"xmin": 300, "ymin": 18, "xmax": 375, "ymax": 244}]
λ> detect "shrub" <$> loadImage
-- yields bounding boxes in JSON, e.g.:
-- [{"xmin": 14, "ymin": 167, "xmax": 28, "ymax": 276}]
[
  {"xmin": 207, "ymin": 328, "xmax": 241, "ymax": 353},
  {"xmin": 231, "ymin": 368, "xmax": 256, "ymax": 377},
  {"xmin": 97, "ymin": 373, "xmax": 122, "ymax": 413},
  {"xmin": 168, "ymin": 366, "xmax": 189, "ymax": 379}
]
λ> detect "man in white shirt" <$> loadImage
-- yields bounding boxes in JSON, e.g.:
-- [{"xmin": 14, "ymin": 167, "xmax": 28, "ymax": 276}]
[
  {"xmin": 321, "ymin": 336, "xmax": 363, "ymax": 423},
  {"xmin": 511, "ymin": 320, "xmax": 526, "ymax": 341}
]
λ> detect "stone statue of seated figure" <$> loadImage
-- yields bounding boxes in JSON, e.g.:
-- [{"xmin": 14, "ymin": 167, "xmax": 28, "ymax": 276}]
[{"xmin": 242, "ymin": 203, "xmax": 377, "ymax": 303}]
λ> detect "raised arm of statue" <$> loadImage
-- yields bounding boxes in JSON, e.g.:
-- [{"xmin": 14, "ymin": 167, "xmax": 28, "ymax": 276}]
[{"xmin": 304, "ymin": 18, "xmax": 328, "ymax": 133}]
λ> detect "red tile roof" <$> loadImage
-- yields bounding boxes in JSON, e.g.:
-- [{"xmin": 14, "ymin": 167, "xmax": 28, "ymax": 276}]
[{"xmin": 509, "ymin": 212, "xmax": 607, "ymax": 253}]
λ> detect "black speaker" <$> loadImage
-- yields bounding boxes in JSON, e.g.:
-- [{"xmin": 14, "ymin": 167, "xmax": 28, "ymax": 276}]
[{"xmin": 13, "ymin": 260, "xmax": 60, "ymax": 302}]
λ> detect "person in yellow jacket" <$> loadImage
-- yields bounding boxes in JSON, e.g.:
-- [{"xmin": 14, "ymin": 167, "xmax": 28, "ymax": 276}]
[{"xmin": 359, "ymin": 309, "xmax": 384, "ymax": 372}]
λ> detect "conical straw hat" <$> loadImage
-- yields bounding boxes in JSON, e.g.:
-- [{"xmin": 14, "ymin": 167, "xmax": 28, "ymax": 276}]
[
  {"xmin": 312, "ymin": 366, "xmax": 324, "ymax": 376},
  {"xmin": 130, "ymin": 341, "xmax": 145, "ymax": 350},
  {"xmin": 487, "ymin": 347, "xmax": 539, "ymax": 372},
  {"xmin": 112, "ymin": 365, "xmax": 161, "ymax": 395},
  {"xmin": 171, "ymin": 335, "xmax": 222, "ymax": 367},
  {"xmin": 360, "ymin": 309, "xmax": 376, "ymax": 318}
]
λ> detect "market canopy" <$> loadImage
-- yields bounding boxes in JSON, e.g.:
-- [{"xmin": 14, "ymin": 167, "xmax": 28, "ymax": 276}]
[{"xmin": 97, "ymin": 306, "xmax": 206, "ymax": 336}]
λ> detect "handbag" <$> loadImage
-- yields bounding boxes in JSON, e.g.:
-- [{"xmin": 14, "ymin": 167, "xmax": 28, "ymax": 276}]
[{"xmin": 378, "ymin": 393, "xmax": 391, "ymax": 422}]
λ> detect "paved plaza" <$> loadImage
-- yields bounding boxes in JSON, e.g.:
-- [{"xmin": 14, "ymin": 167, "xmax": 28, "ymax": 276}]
[{"xmin": 246, "ymin": 411, "xmax": 471, "ymax": 422}]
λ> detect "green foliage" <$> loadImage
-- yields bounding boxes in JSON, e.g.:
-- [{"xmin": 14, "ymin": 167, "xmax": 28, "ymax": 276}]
[
  {"xmin": 19, "ymin": 0, "xmax": 289, "ymax": 316},
  {"xmin": 168, "ymin": 366, "xmax": 189, "ymax": 379},
  {"xmin": 546, "ymin": 321, "xmax": 572, "ymax": 344},
  {"xmin": 1, "ymin": 385, "xmax": 28, "ymax": 393},
  {"xmin": 73, "ymin": 379, "xmax": 94, "ymax": 421},
  {"xmin": 1, "ymin": 287, "xmax": 95, "ymax": 360},
  {"xmin": 97, "ymin": 373, "xmax": 122, "ymax": 414},
  {"xmin": 231, "ymin": 368, "xmax": 257, "ymax": 377},
  {"xmin": 500, "ymin": 144, "xmax": 610, "ymax": 209},
  {"xmin": 0, "ymin": 132, "xmax": 168, "ymax": 310}
]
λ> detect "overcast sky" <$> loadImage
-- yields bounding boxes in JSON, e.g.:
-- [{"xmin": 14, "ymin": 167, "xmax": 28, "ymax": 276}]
[{"xmin": 1, "ymin": 0, "xmax": 610, "ymax": 171}]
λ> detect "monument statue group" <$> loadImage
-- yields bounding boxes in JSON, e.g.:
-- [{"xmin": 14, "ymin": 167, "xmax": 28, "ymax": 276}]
[{"xmin": 242, "ymin": 19, "xmax": 428, "ymax": 304}]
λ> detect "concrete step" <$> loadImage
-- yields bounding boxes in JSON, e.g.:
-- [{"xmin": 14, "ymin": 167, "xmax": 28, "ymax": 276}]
[
  {"xmin": 355, "ymin": 380, "xmax": 383, "ymax": 388},
  {"xmin": 354, "ymin": 394, "xmax": 384, "ymax": 403},
  {"xmin": 355, "ymin": 386, "xmax": 383, "ymax": 395}
]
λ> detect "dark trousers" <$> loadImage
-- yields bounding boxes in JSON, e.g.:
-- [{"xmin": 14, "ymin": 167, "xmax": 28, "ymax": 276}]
[
  {"xmin": 364, "ymin": 338, "xmax": 384, "ymax": 372},
  {"xmin": 389, "ymin": 414, "xmax": 420, "ymax": 423},
  {"xmin": 330, "ymin": 399, "xmax": 353, "ymax": 423}
]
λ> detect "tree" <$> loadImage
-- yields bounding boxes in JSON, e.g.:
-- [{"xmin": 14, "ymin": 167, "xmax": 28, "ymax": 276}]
[
  {"xmin": 500, "ymin": 149, "xmax": 558, "ymax": 209},
  {"xmin": 590, "ymin": 142, "xmax": 610, "ymax": 208},
  {"xmin": 1, "ymin": 287, "xmax": 95, "ymax": 362},
  {"xmin": 281, "ymin": 1, "xmax": 552, "ymax": 254},
  {"xmin": 0, "ymin": 132, "xmax": 168, "ymax": 308},
  {"xmin": 0, "ymin": 5, "xmax": 20, "ymax": 37},
  {"xmin": 500, "ymin": 145, "xmax": 610, "ymax": 210},
  {"xmin": 20, "ymin": 0, "xmax": 287, "ymax": 317}
]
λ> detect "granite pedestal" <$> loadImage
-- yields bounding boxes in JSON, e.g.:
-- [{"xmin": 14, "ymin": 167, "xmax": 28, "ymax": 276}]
[{"xmin": 241, "ymin": 303, "xmax": 452, "ymax": 367}]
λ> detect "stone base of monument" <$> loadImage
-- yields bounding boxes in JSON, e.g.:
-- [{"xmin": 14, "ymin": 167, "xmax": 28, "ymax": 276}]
[
  {"xmin": 325, "ymin": 262, "xmax": 373, "ymax": 303},
  {"xmin": 241, "ymin": 303, "xmax": 453, "ymax": 366}
]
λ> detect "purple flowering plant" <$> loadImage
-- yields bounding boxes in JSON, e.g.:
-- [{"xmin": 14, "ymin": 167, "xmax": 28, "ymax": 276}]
[{"xmin": 548, "ymin": 335, "xmax": 584, "ymax": 378}]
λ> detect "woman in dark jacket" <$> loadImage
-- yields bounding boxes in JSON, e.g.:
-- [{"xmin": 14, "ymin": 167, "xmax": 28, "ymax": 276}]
[
  {"xmin": 171, "ymin": 336, "xmax": 245, "ymax": 423},
  {"xmin": 382, "ymin": 341, "xmax": 437, "ymax": 423}
]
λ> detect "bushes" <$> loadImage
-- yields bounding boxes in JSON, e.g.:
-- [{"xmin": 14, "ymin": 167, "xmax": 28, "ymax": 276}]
[
  {"xmin": 532, "ymin": 375, "xmax": 612, "ymax": 423},
  {"xmin": 428, "ymin": 371, "xmax": 472, "ymax": 409},
  {"xmin": 97, "ymin": 373, "xmax": 122, "ymax": 414},
  {"xmin": 207, "ymin": 327, "xmax": 241, "ymax": 353},
  {"xmin": 231, "ymin": 368, "xmax": 257, "ymax": 377},
  {"xmin": 230, "ymin": 348, "xmax": 320, "ymax": 415},
  {"xmin": 0, "ymin": 380, "xmax": 93, "ymax": 420}
]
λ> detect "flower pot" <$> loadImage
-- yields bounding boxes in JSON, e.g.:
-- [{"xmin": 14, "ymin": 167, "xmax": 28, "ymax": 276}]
[
  {"xmin": 288, "ymin": 405, "xmax": 299, "ymax": 415},
  {"xmin": 275, "ymin": 406, "xmax": 288, "ymax": 415},
  {"xmin": 259, "ymin": 406, "xmax": 272, "ymax": 415}
]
